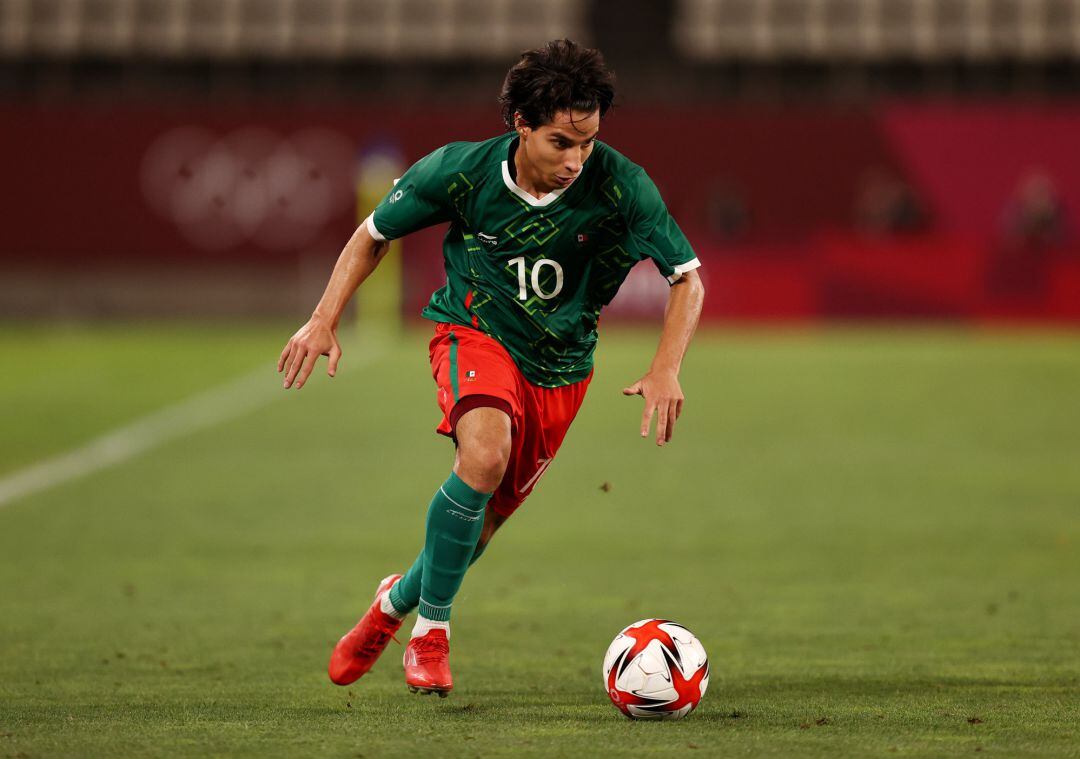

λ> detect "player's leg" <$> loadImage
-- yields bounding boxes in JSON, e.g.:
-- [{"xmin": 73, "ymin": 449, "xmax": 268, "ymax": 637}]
[
  {"xmin": 414, "ymin": 406, "xmax": 510, "ymax": 626},
  {"xmin": 395, "ymin": 368, "xmax": 589, "ymax": 694},
  {"xmin": 463, "ymin": 372, "xmax": 593, "ymax": 566},
  {"xmin": 330, "ymin": 408, "xmax": 508, "ymax": 691},
  {"xmin": 328, "ymin": 326, "xmax": 518, "ymax": 690},
  {"xmin": 390, "ymin": 325, "xmax": 521, "ymax": 618},
  {"xmin": 391, "ymin": 324, "xmax": 523, "ymax": 694},
  {"xmin": 394, "ymin": 406, "xmax": 510, "ymax": 694},
  {"xmin": 388, "ymin": 404, "xmax": 513, "ymax": 614},
  {"xmin": 454, "ymin": 406, "xmax": 512, "ymax": 490}
]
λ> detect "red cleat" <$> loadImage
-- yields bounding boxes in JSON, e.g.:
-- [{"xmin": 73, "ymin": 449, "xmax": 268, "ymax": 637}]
[
  {"xmin": 327, "ymin": 573, "xmax": 404, "ymax": 686},
  {"xmin": 404, "ymin": 629, "xmax": 453, "ymax": 697}
]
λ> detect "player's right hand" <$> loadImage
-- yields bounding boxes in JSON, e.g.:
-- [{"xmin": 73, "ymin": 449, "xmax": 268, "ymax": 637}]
[{"xmin": 278, "ymin": 317, "xmax": 342, "ymax": 389}]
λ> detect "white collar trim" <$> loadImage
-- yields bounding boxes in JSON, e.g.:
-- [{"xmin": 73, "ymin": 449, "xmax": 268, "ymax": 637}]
[{"xmin": 501, "ymin": 160, "xmax": 566, "ymax": 208}]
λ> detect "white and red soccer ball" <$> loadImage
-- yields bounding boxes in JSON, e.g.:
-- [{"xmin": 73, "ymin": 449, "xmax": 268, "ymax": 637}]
[{"xmin": 602, "ymin": 619, "xmax": 709, "ymax": 720}]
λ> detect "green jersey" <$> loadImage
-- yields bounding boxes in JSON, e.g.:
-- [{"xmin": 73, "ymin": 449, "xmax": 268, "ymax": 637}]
[{"xmin": 367, "ymin": 132, "xmax": 700, "ymax": 387}]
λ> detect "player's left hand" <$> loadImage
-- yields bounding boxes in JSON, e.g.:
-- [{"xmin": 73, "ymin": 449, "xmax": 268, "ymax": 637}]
[{"xmin": 622, "ymin": 370, "xmax": 684, "ymax": 446}]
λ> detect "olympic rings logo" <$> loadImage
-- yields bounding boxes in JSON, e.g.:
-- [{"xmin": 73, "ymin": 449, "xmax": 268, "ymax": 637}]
[{"xmin": 140, "ymin": 126, "xmax": 356, "ymax": 252}]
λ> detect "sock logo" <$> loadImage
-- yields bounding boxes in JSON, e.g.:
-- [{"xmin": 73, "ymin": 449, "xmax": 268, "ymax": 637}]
[
  {"xmin": 447, "ymin": 509, "xmax": 480, "ymax": 522},
  {"xmin": 439, "ymin": 485, "xmax": 484, "ymax": 523}
]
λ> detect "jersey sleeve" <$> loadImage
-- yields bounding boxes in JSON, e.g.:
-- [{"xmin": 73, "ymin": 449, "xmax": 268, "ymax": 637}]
[
  {"xmin": 624, "ymin": 169, "xmax": 701, "ymax": 284},
  {"xmin": 365, "ymin": 146, "xmax": 454, "ymax": 241}
]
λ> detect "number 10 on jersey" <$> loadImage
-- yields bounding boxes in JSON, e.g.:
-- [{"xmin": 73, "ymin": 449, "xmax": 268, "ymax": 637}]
[{"xmin": 508, "ymin": 256, "xmax": 564, "ymax": 301}]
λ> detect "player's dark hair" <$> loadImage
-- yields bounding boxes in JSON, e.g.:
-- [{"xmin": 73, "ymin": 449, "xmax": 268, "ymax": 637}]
[{"xmin": 499, "ymin": 39, "xmax": 616, "ymax": 130}]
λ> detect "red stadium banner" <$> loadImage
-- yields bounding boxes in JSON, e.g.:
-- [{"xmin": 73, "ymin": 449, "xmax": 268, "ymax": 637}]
[{"xmin": 1, "ymin": 103, "xmax": 1077, "ymax": 322}]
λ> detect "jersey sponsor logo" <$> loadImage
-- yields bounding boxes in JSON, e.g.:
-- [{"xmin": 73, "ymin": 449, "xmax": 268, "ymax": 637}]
[
  {"xmin": 478, "ymin": 232, "xmax": 498, "ymax": 246},
  {"xmin": 388, "ymin": 189, "xmax": 404, "ymax": 204}
]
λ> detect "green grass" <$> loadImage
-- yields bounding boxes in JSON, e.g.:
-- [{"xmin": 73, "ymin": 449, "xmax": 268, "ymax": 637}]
[{"xmin": 1, "ymin": 324, "xmax": 1078, "ymax": 757}]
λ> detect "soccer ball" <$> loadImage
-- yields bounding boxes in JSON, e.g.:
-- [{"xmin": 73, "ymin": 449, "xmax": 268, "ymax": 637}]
[{"xmin": 602, "ymin": 619, "xmax": 710, "ymax": 720}]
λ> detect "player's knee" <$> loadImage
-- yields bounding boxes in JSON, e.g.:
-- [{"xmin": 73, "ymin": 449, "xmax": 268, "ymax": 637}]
[
  {"xmin": 459, "ymin": 442, "xmax": 509, "ymax": 491},
  {"xmin": 454, "ymin": 405, "xmax": 512, "ymax": 491}
]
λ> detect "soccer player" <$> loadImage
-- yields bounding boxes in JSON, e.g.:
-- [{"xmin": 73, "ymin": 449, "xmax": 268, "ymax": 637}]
[{"xmin": 278, "ymin": 39, "xmax": 704, "ymax": 696}]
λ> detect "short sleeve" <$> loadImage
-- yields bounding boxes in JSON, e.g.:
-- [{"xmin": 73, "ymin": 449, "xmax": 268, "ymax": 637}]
[
  {"xmin": 624, "ymin": 169, "xmax": 701, "ymax": 284},
  {"xmin": 367, "ymin": 146, "xmax": 454, "ymax": 241}
]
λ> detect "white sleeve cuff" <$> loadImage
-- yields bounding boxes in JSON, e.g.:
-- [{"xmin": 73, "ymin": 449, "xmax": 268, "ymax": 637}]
[
  {"xmin": 665, "ymin": 257, "xmax": 702, "ymax": 284},
  {"xmin": 364, "ymin": 212, "xmax": 388, "ymax": 242}
]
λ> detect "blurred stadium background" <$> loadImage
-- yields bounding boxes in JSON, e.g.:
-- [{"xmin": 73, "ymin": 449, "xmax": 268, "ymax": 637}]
[
  {"xmin": 2, "ymin": 2, "xmax": 1079, "ymax": 756},
  {"xmin": 3, "ymin": 0, "xmax": 1080, "ymax": 321}
]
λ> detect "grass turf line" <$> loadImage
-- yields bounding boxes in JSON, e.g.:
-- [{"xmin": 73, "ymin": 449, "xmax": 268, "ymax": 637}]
[{"xmin": 0, "ymin": 325, "xmax": 1078, "ymax": 757}]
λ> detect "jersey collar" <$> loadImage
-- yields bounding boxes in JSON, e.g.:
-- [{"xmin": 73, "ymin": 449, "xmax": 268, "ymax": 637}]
[{"xmin": 501, "ymin": 137, "xmax": 567, "ymax": 208}]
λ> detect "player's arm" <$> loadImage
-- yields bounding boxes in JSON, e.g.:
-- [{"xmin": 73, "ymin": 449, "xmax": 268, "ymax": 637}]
[
  {"xmin": 278, "ymin": 223, "xmax": 389, "ymax": 389},
  {"xmin": 620, "ymin": 167, "xmax": 705, "ymax": 445},
  {"xmin": 278, "ymin": 145, "xmax": 453, "ymax": 389},
  {"xmin": 622, "ymin": 268, "xmax": 704, "ymax": 446}
]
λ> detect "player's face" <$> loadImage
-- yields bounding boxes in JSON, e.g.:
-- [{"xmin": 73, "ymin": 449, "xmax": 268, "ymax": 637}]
[{"xmin": 518, "ymin": 109, "xmax": 600, "ymax": 192}]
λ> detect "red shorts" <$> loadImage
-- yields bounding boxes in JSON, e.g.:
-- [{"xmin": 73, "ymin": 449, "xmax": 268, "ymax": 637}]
[{"xmin": 429, "ymin": 322, "xmax": 591, "ymax": 517}]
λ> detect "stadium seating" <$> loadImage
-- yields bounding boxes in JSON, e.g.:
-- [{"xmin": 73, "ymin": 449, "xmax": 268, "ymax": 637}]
[
  {"xmin": 0, "ymin": 0, "xmax": 587, "ymax": 59},
  {"xmin": 6, "ymin": 0, "xmax": 1079, "ymax": 62},
  {"xmin": 673, "ymin": 0, "xmax": 1080, "ymax": 61}
]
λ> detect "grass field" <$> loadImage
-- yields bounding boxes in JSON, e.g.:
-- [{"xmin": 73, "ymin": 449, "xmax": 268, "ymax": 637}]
[{"xmin": 1, "ymin": 323, "xmax": 1078, "ymax": 757}]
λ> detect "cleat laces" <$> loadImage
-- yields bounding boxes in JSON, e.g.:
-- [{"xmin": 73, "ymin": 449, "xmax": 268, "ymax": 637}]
[
  {"xmin": 355, "ymin": 625, "xmax": 400, "ymax": 659},
  {"xmin": 413, "ymin": 635, "xmax": 449, "ymax": 665}
]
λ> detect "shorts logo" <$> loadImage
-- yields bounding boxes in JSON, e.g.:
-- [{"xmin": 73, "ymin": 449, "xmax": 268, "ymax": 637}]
[
  {"xmin": 478, "ymin": 232, "xmax": 498, "ymax": 246},
  {"xmin": 465, "ymin": 370, "xmax": 477, "ymax": 381}
]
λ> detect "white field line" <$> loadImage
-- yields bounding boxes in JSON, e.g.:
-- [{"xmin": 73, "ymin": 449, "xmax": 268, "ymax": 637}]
[{"xmin": 0, "ymin": 344, "xmax": 375, "ymax": 510}]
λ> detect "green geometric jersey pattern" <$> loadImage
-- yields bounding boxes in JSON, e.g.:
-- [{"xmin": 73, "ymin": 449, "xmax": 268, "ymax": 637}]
[{"xmin": 368, "ymin": 132, "xmax": 700, "ymax": 387}]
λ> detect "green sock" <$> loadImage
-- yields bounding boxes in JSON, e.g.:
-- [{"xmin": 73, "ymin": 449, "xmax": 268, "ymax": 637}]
[
  {"xmin": 390, "ymin": 520, "xmax": 489, "ymax": 615},
  {"xmin": 389, "ymin": 551, "xmax": 424, "ymax": 615},
  {"xmin": 468, "ymin": 539, "xmax": 489, "ymax": 566},
  {"xmin": 389, "ymin": 472, "xmax": 490, "ymax": 620}
]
